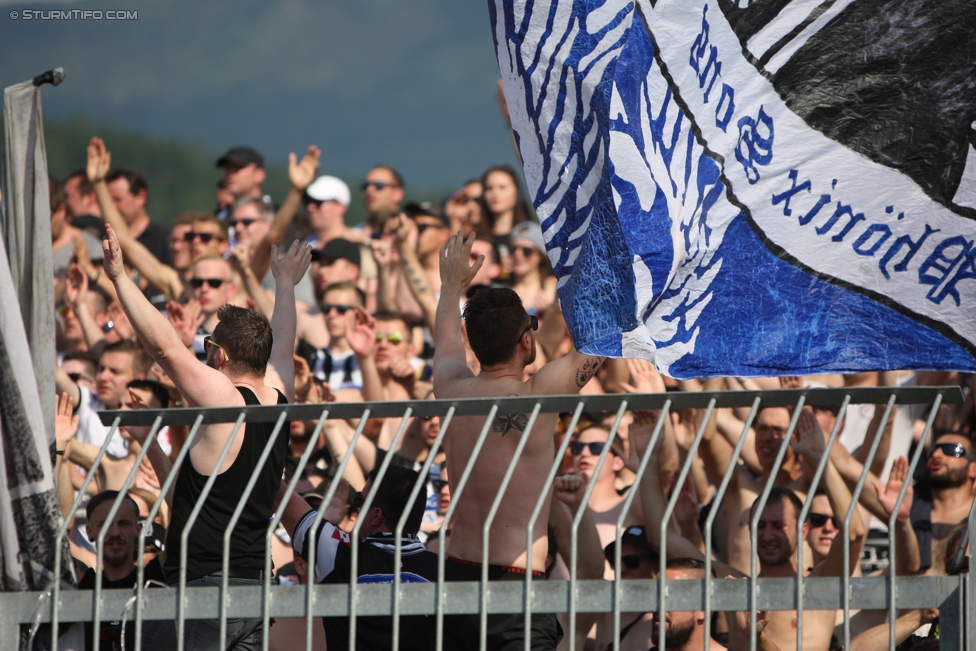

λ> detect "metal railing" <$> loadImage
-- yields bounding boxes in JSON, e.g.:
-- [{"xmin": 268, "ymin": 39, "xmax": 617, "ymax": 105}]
[{"xmin": 3, "ymin": 386, "xmax": 972, "ymax": 651}]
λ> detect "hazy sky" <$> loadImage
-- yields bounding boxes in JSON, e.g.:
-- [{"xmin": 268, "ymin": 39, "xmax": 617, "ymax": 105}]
[{"xmin": 0, "ymin": 0, "xmax": 520, "ymax": 190}]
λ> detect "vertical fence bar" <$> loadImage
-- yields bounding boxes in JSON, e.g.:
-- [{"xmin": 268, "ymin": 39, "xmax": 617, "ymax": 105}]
[
  {"xmin": 50, "ymin": 416, "xmax": 120, "ymax": 646},
  {"xmin": 305, "ymin": 408, "xmax": 371, "ymax": 651},
  {"xmin": 659, "ymin": 400, "xmax": 716, "ymax": 651},
  {"xmin": 177, "ymin": 412, "xmax": 246, "ymax": 651},
  {"xmin": 260, "ymin": 409, "xmax": 329, "ymax": 651},
  {"xmin": 436, "ymin": 404, "xmax": 499, "ymax": 651},
  {"xmin": 392, "ymin": 407, "xmax": 456, "ymax": 651},
  {"xmin": 348, "ymin": 407, "xmax": 413, "ymax": 651},
  {"xmin": 524, "ymin": 402, "xmax": 585, "ymax": 651},
  {"xmin": 218, "ymin": 411, "xmax": 288, "ymax": 649},
  {"xmin": 92, "ymin": 418, "xmax": 162, "ymax": 651},
  {"xmin": 569, "ymin": 401, "xmax": 628, "ymax": 651},
  {"xmin": 703, "ymin": 398, "xmax": 761, "ymax": 651},
  {"xmin": 479, "ymin": 404, "xmax": 542, "ymax": 651},
  {"xmin": 748, "ymin": 396, "xmax": 805, "ymax": 651},
  {"xmin": 796, "ymin": 397, "xmax": 850, "ymax": 651},
  {"xmin": 133, "ymin": 414, "xmax": 205, "ymax": 651},
  {"xmin": 887, "ymin": 393, "xmax": 942, "ymax": 651},
  {"xmin": 842, "ymin": 395, "xmax": 896, "ymax": 650},
  {"xmin": 613, "ymin": 402, "xmax": 671, "ymax": 651}
]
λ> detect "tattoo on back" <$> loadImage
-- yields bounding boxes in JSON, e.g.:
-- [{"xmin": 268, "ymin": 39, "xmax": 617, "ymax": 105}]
[
  {"xmin": 492, "ymin": 393, "xmax": 528, "ymax": 436},
  {"xmin": 575, "ymin": 357, "xmax": 603, "ymax": 389}
]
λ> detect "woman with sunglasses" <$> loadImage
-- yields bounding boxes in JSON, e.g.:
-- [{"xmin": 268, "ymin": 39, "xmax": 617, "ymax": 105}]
[{"xmin": 508, "ymin": 221, "xmax": 557, "ymax": 316}]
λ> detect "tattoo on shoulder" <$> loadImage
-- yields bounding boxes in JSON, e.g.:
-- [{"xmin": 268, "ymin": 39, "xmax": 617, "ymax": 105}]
[
  {"xmin": 492, "ymin": 393, "xmax": 529, "ymax": 436},
  {"xmin": 574, "ymin": 357, "xmax": 604, "ymax": 389}
]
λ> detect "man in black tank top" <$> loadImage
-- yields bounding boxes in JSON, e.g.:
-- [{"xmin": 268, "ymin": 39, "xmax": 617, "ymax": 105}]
[{"xmin": 100, "ymin": 226, "xmax": 313, "ymax": 650}]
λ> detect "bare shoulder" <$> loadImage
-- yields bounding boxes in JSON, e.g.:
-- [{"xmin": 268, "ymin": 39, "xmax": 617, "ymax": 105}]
[{"xmin": 530, "ymin": 352, "xmax": 606, "ymax": 395}]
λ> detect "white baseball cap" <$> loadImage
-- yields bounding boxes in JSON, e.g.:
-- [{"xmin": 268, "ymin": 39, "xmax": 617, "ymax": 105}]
[{"xmin": 306, "ymin": 175, "xmax": 351, "ymax": 206}]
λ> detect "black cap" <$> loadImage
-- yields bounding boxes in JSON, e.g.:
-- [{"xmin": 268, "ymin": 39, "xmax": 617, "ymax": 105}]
[
  {"xmin": 603, "ymin": 525, "xmax": 659, "ymax": 564},
  {"xmin": 404, "ymin": 201, "xmax": 449, "ymax": 227},
  {"xmin": 216, "ymin": 146, "xmax": 264, "ymax": 169},
  {"xmin": 311, "ymin": 238, "xmax": 361, "ymax": 266},
  {"xmin": 143, "ymin": 522, "xmax": 166, "ymax": 554}
]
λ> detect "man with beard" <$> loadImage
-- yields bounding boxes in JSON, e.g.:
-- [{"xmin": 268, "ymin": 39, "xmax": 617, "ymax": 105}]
[{"xmin": 910, "ymin": 433, "xmax": 976, "ymax": 574}]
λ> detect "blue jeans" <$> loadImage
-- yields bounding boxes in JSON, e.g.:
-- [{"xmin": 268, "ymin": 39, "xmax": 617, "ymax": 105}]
[{"xmin": 143, "ymin": 574, "xmax": 264, "ymax": 651}]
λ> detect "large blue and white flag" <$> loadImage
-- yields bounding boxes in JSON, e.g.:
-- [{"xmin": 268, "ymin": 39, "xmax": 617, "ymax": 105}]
[{"xmin": 489, "ymin": 0, "xmax": 976, "ymax": 377}]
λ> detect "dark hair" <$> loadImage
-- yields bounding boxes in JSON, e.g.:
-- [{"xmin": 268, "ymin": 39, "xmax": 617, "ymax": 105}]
[
  {"xmin": 366, "ymin": 466, "xmax": 427, "ymax": 534},
  {"xmin": 666, "ymin": 557, "xmax": 707, "ymax": 571},
  {"xmin": 751, "ymin": 487, "xmax": 804, "ymax": 521},
  {"xmin": 102, "ymin": 340, "xmax": 152, "ymax": 376},
  {"xmin": 462, "ymin": 287, "xmax": 529, "ymax": 367},
  {"xmin": 63, "ymin": 350, "xmax": 98, "ymax": 378},
  {"xmin": 479, "ymin": 165, "xmax": 532, "ymax": 230},
  {"xmin": 375, "ymin": 311, "xmax": 408, "ymax": 331},
  {"xmin": 49, "ymin": 176, "xmax": 65, "ymax": 213},
  {"xmin": 86, "ymin": 490, "xmax": 140, "ymax": 523},
  {"xmin": 65, "ymin": 169, "xmax": 95, "ymax": 196},
  {"xmin": 371, "ymin": 164, "xmax": 405, "ymax": 190},
  {"xmin": 127, "ymin": 379, "xmax": 170, "ymax": 409},
  {"xmin": 106, "ymin": 168, "xmax": 149, "ymax": 200},
  {"xmin": 211, "ymin": 305, "xmax": 273, "ymax": 375}
]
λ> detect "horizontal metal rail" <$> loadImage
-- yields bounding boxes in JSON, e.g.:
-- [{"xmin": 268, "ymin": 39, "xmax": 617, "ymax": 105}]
[{"xmin": 97, "ymin": 386, "xmax": 963, "ymax": 425}]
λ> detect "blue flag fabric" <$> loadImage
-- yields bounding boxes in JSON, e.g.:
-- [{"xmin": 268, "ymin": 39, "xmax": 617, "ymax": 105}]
[{"xmin": 489, "ymin": 0, "xmax": 976, "ymax": 377}]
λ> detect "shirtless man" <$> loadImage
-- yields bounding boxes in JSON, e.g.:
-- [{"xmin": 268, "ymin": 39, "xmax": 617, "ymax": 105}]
[
  {"xmin": 643, "ymin": 410, "xmax": 865, "ymax": 651},
  {"xmin": 100, "ymin": 224, "xmax": 311, "ymax": 649},
  {"xmin": 432, "ymin": 232, "xmax": 604, "ymax": 651}
]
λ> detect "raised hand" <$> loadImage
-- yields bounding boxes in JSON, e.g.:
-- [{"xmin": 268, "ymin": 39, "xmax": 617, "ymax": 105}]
[
  {"xmin": 553, "ymin": 473, "xmax": 587, "ymax": 511},
  {"xmin": 391, "ymin": 213, "xmax": 416, "ymax": 247},
  {"xmin": 86, "ymin": 137, "xmax": 112, "ymax": 184},
  {"xmin": 779, "ymin": 375, "xmax": 803, "ymax": 389},
  {"xmin": 101, "ymin": 224, "xmax": 127, "ymax": 281},
  {"xmin": 324, "ymin": 478, "xmax": 351, "ymax": 524},
  {"xmin": 673, "ymin": 476, "xmax": 701, "ymax": 529},
  {"xmin": 628, "ymin": 410, "xmax": 659, "ymax": 464},
  {"xmin": 294, "ymin": 354, "xmax": 313, "ymax": 403},
  {"xmin": 439, "ymin": 231, "xmax": 483, "ymax": 292},
  {"xmin": 122, "ymin": 388, "xmax": 154, "ymax": 444},
  {"xmin": 873, "ymin": 455, "xmax": 913, "ymax": 521},
  {"xmin": 346, "ymin": 307, "xmax": 377, "ymax": 358},
  {"xmin": 270, "ymin": 241, "xmax": 313, "ymax": 287},
  {"xmin": 790, "ymin": 408, "xmax": 825, "ymax": 461},
  {"xmin": 166, "ymin": 299, "xmax": 203, "ymax": 349},
  {"xmin": 388, "ymin": 357, "xmax": 417, "ymax": 391},
  {"xmin": 620, "ymin": 357, "xmax": 666, "ymax": 393},
  {"xmin": 369, "ymin": 238, "xmax": 393, "ymax": 271},
  {"xmin": 65, "ymin": 263, "xmax": 89, "ymax": 309},
  {"xmin": 54, "ymin": 392, "xmax": 79, "ymax": 452},
  {"xmin": 288, "ymin": 145, "xmax": 321, "ymax": 192},
  {"xmin": 229, "ymin": 242, "xmax": 252, "ymax": 273}
]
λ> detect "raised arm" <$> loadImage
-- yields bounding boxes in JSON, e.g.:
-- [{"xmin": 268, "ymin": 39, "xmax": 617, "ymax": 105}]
[
  {"xmin": 432, "ymin": 232, "xmax": 483, "ymax": 393},
  {"xmin": 794, "ymin": 409, "xmax": 866, "ymax": 578},
  {"xmin": 230, "ymin": 244, "xmax": 274, "ymax": 320},
  {"xmin": 250, "ymin": 146, "xmax": 320, "ymax": 280},
  {"xmin": 87, "ymin": 138, "xmax": 184, "ymax": 300},
  {"xmin": 101, "ymin": 224, "xmax": 239, "ymax": 409},
  {"xmin": 267, "ymin": 241, "xmax": 313, "ymax": 402},
  {"xmin": 65, "ymin": 264, "xmax": 107, "ymax": 351},
  {"xmin": 873, "ymin": 456, "xmax": 921, "ymax": 575},
  {"xmin": 391, "ymin": 215, "xmax": 438, "ymax": 330}
]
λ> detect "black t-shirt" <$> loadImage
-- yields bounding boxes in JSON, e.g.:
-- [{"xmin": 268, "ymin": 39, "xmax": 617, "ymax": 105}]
[
  {"xmin": 293, "ymin": 511, "xmax": 439, "ymax": 651},
  {"xmin": 136, "ymin": 220, "xmax": 172, "ymax": 266},
  {"xmin": 77, "ymin": 558, "xmax": 166, "ymax": 651}
]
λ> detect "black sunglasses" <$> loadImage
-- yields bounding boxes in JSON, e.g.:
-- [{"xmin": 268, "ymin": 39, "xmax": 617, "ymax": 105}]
[
  {"xmin": 621, "ymin": 554, "xmax": 654, "ymax": 570},
  {"xmin": 231, "ymin": 218, "xmax": 257, "ymax": 230},
  {"xmin": 808, "ymin": 512, "xmax": 839, "ymax": 529},
  {"xmin": 432, "ymin": 479, "xmax": 449, "ymax": 492},
  {"xmin": 321, "ymin": 303, "xmax": 353, "ymax": 315},
  {"xmin": 183, "ymin": 231, "xmax": 222, "ymax": 243},
  {"xmin": 570, "ymin": 441, "xmax": 614, "ymax": 456},
  {"xmin": 361, "ymin": 181, "xmax": 396, "ymax": 191},
  {"xmin": 513, "ymin": 245, "xmax": 537, "ymax": 257},
  {"xmin": 190, "ymin": 277, "xmax": 227, "ymax": 289},
  {"xmin": 517, "ymin": 315, "xmax": 539, "ymax": 342},
  {"xmin": 933, "ymin": 442, "xmax": 976, "ymax": 461}
]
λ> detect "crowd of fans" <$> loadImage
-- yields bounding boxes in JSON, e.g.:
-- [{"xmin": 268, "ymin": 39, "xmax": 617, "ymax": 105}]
[{"xmin": 41, "ymin": 135, "xmax": 974, "ymax": 651}]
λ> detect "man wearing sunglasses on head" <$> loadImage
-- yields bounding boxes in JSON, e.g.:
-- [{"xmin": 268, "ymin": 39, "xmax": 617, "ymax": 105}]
[
  {"xmin": 99, "ymin": 223, "xmax": 312, "ymax": 650},
  {"xmin": 433, "ymin": 232, "xmax": 606, "ymax": 650}
]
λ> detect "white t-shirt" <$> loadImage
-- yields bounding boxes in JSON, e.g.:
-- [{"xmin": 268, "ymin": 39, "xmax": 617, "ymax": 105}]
[{"xmin": 75, "ymin": 385, "xmax": 128, "ymax": 459}]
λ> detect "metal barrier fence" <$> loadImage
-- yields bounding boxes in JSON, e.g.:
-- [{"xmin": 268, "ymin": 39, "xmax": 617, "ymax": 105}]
[{"xmin": 2, "ymin": 386, "xmax": 972, "ymax": 651}]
